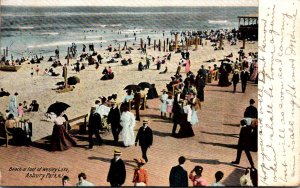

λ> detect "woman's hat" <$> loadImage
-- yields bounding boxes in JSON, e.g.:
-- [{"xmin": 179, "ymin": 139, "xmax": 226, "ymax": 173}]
[
  {"xmin": 110, "ymin": 99, "xmax": 117, "ymax": 104},
  {"xmin": 161, "ymin": 89, "xmax": 166, "ymax": 92},
  {"xmin": 234, "ymin": 69, "xmax": 239, "ymax": 73},
  {"xmin": 134, "ymin": 158, "xmax": 146, "ymax": 164}
]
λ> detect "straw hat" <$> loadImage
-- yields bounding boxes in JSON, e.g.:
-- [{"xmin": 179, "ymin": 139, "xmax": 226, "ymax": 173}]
[
  {"xmin": 110, "ymin": 99, "xmax": 117, "ymax": 104},
  {"xmin": 143, "ymin": 119, "xmax": 149, "ymax": 123},
  {"xmin": 114, "ymin": 149, "xmax": 122, "ymax": 155}
]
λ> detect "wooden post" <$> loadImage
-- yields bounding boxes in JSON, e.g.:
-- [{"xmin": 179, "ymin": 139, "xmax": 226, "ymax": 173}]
[
  {"xmin": 166, "ymin": 38, "xmax": 169, "ymax": 46},
  {"xmin": 140, "ymin": 38, "xmax": 143, "ymax": 49},
  {"xmin": 175, "ymin": 34, "xmax": 178, "ymax": 51},
  {"xmin": 158, "ymin": 39, "xmax": 161, "ymax": 51},
  {"xmin": 3, "ymin": 49, "xmax": 5, "ymax": 58},
  {"xmin": 6, "ymin": 47, "xmax": 8, "ymax": 57},
  {"xmin": 242, "ymin": 38, "xmax": 246, "ymax": 49},
  {"xmin": 63, "ymin": 65, "xmax": 68, "ymax": 88},
  {"xmin": 163, "ymin": 40, "xmax": 166, "ymax": 52},
  {"xmin": 154, "ymin": 40, "xmax": 156, "ymax": 51},
  {"xmin": 195, "ymin": 37, "xmax": 198, "ymax": 50},
  {"xmin": 200, "ymin": 38, "xmax": 203, "ymax": 46},
  {"xmin": 219, "ymin": 36, "xmax": 223, "ymax": 50},
  {"xmin": 67, "ymin": 47, "xmax": 70, "ymax": 66}
]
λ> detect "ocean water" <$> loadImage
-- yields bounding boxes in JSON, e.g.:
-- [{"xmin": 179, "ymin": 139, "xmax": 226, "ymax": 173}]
[{"xmin": 0, "ymin": 6, "xmax": 258, "ymax": 58}]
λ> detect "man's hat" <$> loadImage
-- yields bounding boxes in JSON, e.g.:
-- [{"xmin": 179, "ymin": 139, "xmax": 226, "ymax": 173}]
[
  {"xmin": 114, "ymin": 149, "xmax": 122, "ymax": 155},
  {"xmin": 143, "ymin": 119, "xmax": 149, "ymax": 123},
  {"xmin": 161, "ymin": 89, "xmax": 166, "ymax": 92},
  {"xmin": 250, "ymin": 99, "xmax": 255, "ymax": 104},
  {"xmin": 110, "ymin": 99, "xmax": 117, "ymax": 104}
]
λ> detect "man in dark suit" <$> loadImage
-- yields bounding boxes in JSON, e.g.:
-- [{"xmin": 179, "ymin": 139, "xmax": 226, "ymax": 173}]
[
  {"xmin": 88, "ymin": 104, "xmax": 103, "ymax": 149},
  {"xmin": 240, "ymin": 67, "xmax": 249, "ymax": 93},
  {"xmin": 169, "ymin": 156, "xmax": 188, "ymax": 187},
  {"xmin": 135, "ymin": 119, "xmax": 153, "ymax": 162},
  {"xmin": 231, "ymin": 119, "xmax": 256, "ymax": 168},
  {"xmin": 244, "ymin": 99, "xmax": 258, "ymax": 119},
  {"xmin": 107, "ymin": 100, "xmax": 121, "ymax": 145},
  {"xmin": 134, "ymin": 90, "xmax": 141, "ymax": 121},
  {"xmin": 107, "ymin": 149, "xmax": 126, "ymax": 187}
]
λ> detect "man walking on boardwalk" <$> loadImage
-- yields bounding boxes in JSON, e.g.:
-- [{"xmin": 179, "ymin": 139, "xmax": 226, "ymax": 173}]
[
  {"xmin": 107, "ymin": 149, "xmax": 126, "ymax": 187},
  {"xmin": 107, "ymin": 100, "xmax": 122, "ymax": 145},
  {"xmin": 135, "ymin": 119, "xmax": 153, "ymax": 162},
  {"xmin": 240, "ymin": 67, "xmax": 249, "ymax": 93}
]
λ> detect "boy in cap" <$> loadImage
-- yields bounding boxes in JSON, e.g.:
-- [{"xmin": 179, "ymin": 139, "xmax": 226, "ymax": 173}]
[
  {"xmin": 135, "ymin": 119, "xmax": 153, "ymax": 162},
  {"xmin": 107, "ymin": 149, "xmax": 126, "ymax": 187}
]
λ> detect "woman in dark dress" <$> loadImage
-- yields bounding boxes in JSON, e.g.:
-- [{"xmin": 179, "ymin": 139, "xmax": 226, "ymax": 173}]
[
  {"xmin": 176, "ymin": 100, "xmax": 195, "ymax": 138},
  {"xmin": 51, "ymin": 115, "xmax": 76, "ymax": 151},
  {"xmin": 218, "ymin": 65, "xmax": 231, "ymax": 87}
]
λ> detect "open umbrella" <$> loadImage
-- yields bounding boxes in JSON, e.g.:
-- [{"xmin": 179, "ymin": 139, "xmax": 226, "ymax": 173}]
[
  {"xmin": 138, "ymin": 82, "xmax": 152, "ymax": 90},
  {"xmin": 47, "ymin": 102, "xmax": 70, "ymax": 116},
  {"xmin": 124, "ymin": 84, "xmax": 141, "ymax": 91}
]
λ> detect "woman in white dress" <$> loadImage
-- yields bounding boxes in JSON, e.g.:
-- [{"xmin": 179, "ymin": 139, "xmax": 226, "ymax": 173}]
[
  {"xmin": 190, "ymin": 92, "xmax": 200, "ymax": 126},
  {"xmin": 160, "ymin": 90, "xmax": 168, "ymax": 118},
  {"xmin": 120, "ymin": 104, "xmax": 136, "ymax": 147}
]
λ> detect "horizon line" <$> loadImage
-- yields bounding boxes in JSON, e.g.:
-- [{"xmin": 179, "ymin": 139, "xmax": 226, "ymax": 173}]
[{"xmin": 1, "ymin": 5, "xmax": 258, "ymax": 7}]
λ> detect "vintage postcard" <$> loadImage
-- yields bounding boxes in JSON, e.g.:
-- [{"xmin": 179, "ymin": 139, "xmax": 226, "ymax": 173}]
[{"xmin": 0, "ymin": 0, "xmax": 298, "ymax": 186}]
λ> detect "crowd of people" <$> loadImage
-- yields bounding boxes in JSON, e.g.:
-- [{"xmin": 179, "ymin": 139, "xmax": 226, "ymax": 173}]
[{"xmin": 1, "ymin": 28, "xmax": 259, "ymax": 186}]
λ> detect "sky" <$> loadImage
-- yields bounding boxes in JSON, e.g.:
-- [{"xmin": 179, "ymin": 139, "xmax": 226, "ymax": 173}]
[{"xmin": 1, "ymin": 0, "xmax": 258, "ymax": 7}]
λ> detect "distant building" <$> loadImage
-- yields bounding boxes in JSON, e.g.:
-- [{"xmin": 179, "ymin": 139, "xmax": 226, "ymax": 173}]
[{"xmin": 237, "ymin": 14, "xmax": 258, "ymax": 41}]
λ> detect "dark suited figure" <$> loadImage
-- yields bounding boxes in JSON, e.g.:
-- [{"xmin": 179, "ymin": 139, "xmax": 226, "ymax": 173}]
[
  {"xmin": 88, "ymin": 110, "xmax": 103, "ymax": 149},
  {"xmin": 172, "ymin": 97, "xmax": 183, "ymax": 136},
  {"xmin": 135, "ymin": 119, "xmax": 153, "ymax": 162},
  {"xmin": 107, "ymin": 150, "xmax": 126, "ymax": 187},
  {"xmin": 134, "ymin": 90, "xmax": 141, "ymax": 121},
  {"xmin": 244, "ymin": 99, "xmax": 258, "ymax": 119},
  {"xmin": 195, "ymin": 74, "xmax": 205, "ymax": 101},
  {"xmin": 240, "ymin": 68, "xmax": 249, "ymax": 93},
  {"xmin": 107, "ymin": 101, "xmax": 121, "ymax": 145},
  {"xmin": 197, "ymin": 65, "xmax": 207, "ymax": 85},
  {"xmin": 232, "ymin": 69, "xmax": 240, "ymax": 93},
  {"xmin": 169, "ymin": 156, "xmax": 188, "ymax": 187},
  {"xmin": 231, "ymin": 119, "xmax": 257, "ymax": 168}
]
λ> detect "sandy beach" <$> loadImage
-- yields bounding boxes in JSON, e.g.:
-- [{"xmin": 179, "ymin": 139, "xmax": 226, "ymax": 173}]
[{"xmin": 0, "ymin": 38, "xmax": 257, "ymax": 141}]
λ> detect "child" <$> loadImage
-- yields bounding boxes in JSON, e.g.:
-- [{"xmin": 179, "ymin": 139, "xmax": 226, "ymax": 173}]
[
  {"xmin": 166, "ymin": 94, "xmax": 174, "ymax": 119},
  {"xmin": 18, "ymin": 103, "xmax": 24, "ymax": 117},
  {"xmin": 35, "ymin": 65, "xmax": 40, "ymax": 75}
]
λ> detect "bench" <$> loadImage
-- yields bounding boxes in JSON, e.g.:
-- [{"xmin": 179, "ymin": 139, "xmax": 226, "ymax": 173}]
[
  {"xmin": 0, "ymin": 122, "xmax": 13, "ymax": 147},
  {"xmin": 66, "ymin": 114, "xmax": 88, "ymax": 134}
]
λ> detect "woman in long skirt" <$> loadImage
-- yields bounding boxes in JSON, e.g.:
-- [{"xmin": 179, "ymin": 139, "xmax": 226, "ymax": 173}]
[
  {"xmin": 51, "ymin": 115, "xmax": 77, "ymax": 151},
  {"xmin": 160, "ymin": 90, "xmax": 168, "ymax": 118},
  {"xmin": 120, "ymin": 104, "xmax": 136, "ymax": 147},
  {"xmin": 190, "ymin": 92, "xmax": 200, "ymax": 126},
  {"xmin": 176, "ymin": 100, "xmax": 195, "ymax": 138}
]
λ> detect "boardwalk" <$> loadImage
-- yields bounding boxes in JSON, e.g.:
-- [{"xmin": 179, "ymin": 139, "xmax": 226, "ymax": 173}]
[{"xmin": 0, "ymin": 80, "xmax": 257, "ymax": 186}]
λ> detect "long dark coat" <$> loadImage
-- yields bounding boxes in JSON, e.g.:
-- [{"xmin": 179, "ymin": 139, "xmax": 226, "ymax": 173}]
[
  {"xmin": 135, "ymin": 126, "xmax": 153, "ymax": 147},
  {"xmin": 169, "ymin": 165, "xmax": 188, "ymax": 187},
  {"xmin": 107, "ymin": 158, "xmax": 126, "ymax": 186}
]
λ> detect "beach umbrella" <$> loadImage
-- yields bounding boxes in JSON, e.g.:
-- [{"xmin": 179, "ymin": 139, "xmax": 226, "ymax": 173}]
[
  {"xmin": 138, "ymin": 82, "xmax": 152, "ymax": 90},
  {"xmin": 47, "ymin": 102, "xmax": 70, "ymax": 116},
  {"xmin": 124, "ymin": 84, "xmax": 141, "ymax": 91}
]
